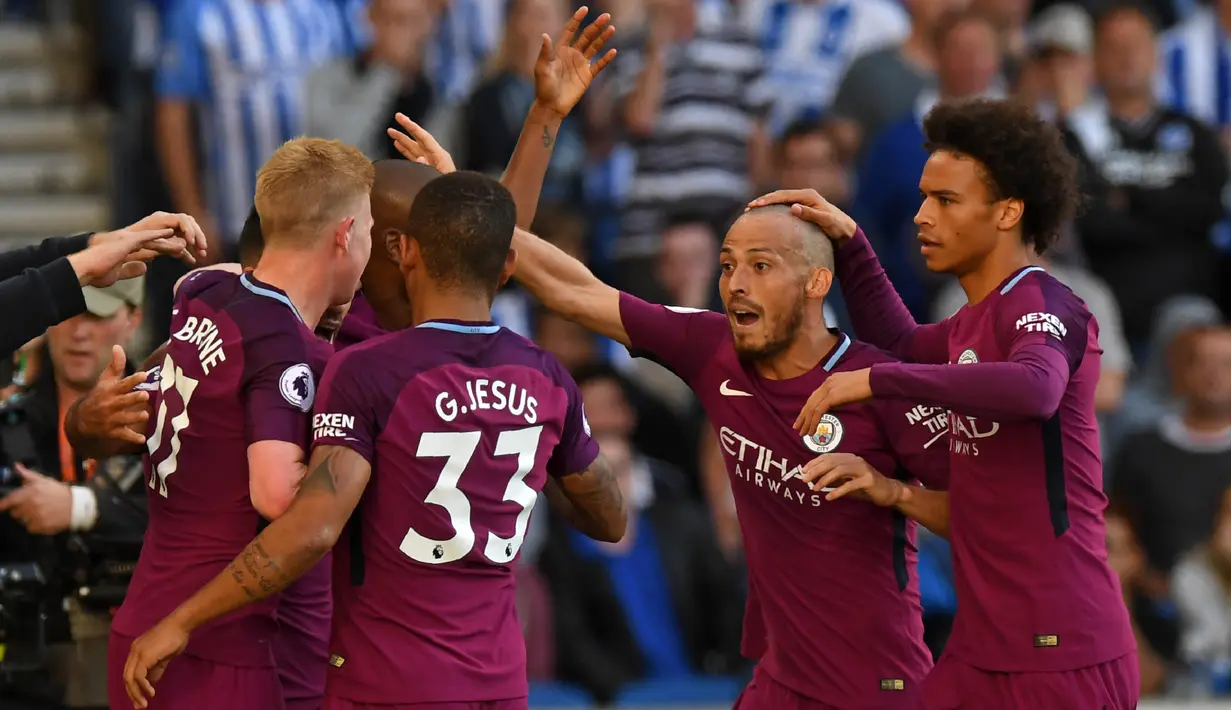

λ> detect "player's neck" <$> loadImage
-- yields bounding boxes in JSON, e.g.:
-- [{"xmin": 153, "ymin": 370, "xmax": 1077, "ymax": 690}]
[
  {"xmin": 252, "ymin": 253, "xmax": 333, "ymax": 330},
  {"xmin": 958, "ymin": 245, "xmax": 1033, "ymax": 308},
  {"xmin": 411, "ymin": 290, "xmax": 493, "ymax": 327},
  {"xmin": 754, "ymin": 327, "xmax": 840, "ymax": 380},
  {"xmin": 1105, "ymin": 91, "xmax": 1154, "ymax": 123}
]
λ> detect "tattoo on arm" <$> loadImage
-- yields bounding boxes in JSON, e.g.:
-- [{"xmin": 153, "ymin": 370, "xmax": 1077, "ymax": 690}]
[
  {"xmin": 227, "ymin": 541, "xmax": 290, "ymax": 600},
  {"xmin": 299, "ymin": 448, "xmax": 342, "ymax": 496},
  {"xmin": 556, "ymin": 453, "xmax": 627, "ymax": 542},
  {"xmin": 541, "ymin": 125, "xmax": 555, "ymax": 148}
]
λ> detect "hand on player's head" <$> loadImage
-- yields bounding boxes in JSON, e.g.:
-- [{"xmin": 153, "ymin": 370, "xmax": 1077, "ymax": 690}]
[
  {"xmin": 388, "ymin": 114, "xmax": 457, "ymax": 174},
  {"xmin": 793, "ymin": 368, "xmax": 873, "ymax": 437},
  {"xmin": 748, "ymin": 189, "xmax": 858, "ymax": 243},
  {"xmin": 532, "ymin": 6, "xmax": 618, "ymax": 118},
  {"xmin": 75, "ymin": 345, "xmax": 150, "ymax": 447}
]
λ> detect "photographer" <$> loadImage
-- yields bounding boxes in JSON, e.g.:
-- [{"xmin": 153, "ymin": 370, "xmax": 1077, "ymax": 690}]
[
  {"xmin": 0, "ymin": 279, "xmax": 149, "ymax": 710},
  {"xmin": 0, "ymin": 211, "xmax": 206, "ymax": 359}
]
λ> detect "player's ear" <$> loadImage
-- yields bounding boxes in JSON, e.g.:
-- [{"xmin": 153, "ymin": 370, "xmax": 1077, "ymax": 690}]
[
  {"xmin": 382, "ymin": 229, "xmax": 403, "ymax": 262},
  {"xmin": 996, "ymin": 197, "xmax": 1024, "ymax": 233},
  {"xmin": 399, "ymin": 233, "xmax": 419, "ymax": 272},
  {"xmin": 497, "ymin": 248, "xmax": 518, "ymax": 288},
  {"xmin": 806, "ymin": 266, "xmax": 832, "ymax": 300},
  {"xmin": 336, "ymin": 216, "xmax": 357, "ymax": 251}
]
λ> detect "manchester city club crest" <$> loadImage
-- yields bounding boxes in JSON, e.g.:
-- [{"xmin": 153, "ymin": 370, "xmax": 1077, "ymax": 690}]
[
  {"xmin": 803, "ymin": 413, "xmax": 844, "ymax": 454},
  {"xmin": 957, "ymin": 349, "xmax": 979, "ymax": 365}
]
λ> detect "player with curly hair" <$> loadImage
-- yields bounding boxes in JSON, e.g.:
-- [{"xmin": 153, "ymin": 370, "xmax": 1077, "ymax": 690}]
[{"xmin": 752, "ymin": 98, "xmax": 1138, "ymax": 709}]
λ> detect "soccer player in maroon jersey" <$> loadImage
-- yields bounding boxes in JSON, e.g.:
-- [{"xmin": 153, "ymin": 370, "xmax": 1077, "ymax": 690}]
[
  {"xmin": 99, "ymin": 138, "xmax": 375, "ymax": 710},
  {"xmin": 752, "ymin": 98, "xmax": 1138, "ymax": 709},
  {"xmin": 120, "ymin": 171, "xmax": 627, "ymax": 710},
  {"xmin": 393, "ymin": 133, "xmax": 960, "ymax": 710}
]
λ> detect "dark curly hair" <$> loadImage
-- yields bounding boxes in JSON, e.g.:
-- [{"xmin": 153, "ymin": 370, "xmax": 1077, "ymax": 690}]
[{"xmin": 922, "ymin": 99, "xmax": 1080, "ymax": 254}]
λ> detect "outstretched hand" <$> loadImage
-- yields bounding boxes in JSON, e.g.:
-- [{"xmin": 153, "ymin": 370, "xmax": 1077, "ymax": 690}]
[
  {"xmin": 748, "ymin": 189, "xmax": 858, "ymax": 243},
  {"xmin": 793, "ymin": 369, "xmax": 873, "ymax": 437},
  {"xmin": 533, "ymin": 6, "xmax": 617, "ymax": 118},
  {"xmin": 73, "ymin": 345, "xmax": 150, "ymax": 447},
  {"xmin": 388, "ymin": 113, "xmax": 457, "ymax": 174}
]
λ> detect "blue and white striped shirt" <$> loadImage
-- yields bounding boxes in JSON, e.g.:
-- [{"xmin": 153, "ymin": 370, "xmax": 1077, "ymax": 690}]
[
  {"xmin": 427, "ymin": 0, "xmax": 504, "ymax": 104},
  {"xmin": 1159, "ymin": 5, "xmax": 1231, "ymax": 127},
  {"xmin": 156, "ymin": 0, "xmax": 354, "ymax": 240},
  {"xmin": 741, "ymin": 0, "xmax": 909, "ymax": 135}
]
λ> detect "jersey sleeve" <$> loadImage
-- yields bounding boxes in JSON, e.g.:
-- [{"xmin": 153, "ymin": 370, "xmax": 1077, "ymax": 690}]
[
  {"xmin": 617, "ymin": 291, "xmax": 727, "ymax": 382},
  {"xmin": 310, "ymin": 349, "xmax": 379, "ymax": 463},
  {"xmin": 545, "ymin": 361, "xmax": 600, "ymax": 478},
  {"xmin": 241, "ymin": 331, "xmax": 322, "ymax": 449},
  {"xmin": 155, "ymin": 0, "xmax": 209, "ymax": 100},
  {"xmin": 876, "ymin": 399, "xmax": 950, "ymax": 491},
  {"xmin": 995, "ymin": 275, "xmax": 1093, "ymax": 373}
]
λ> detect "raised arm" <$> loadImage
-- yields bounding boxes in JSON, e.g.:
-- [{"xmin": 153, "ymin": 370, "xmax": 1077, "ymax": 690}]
[
  {"xmin": 543, "ymin": 453, "xmax": 627, "ymax": 542},
  {"xmin": 749, "ymin": 189, "xmax": 950, "ymax": 364},
  {"xmin": 512, "ymin": 227, "xmax": 628, "ymax": 346},
  {"xmin": 122, "ymin": 445, "xmax": 369, "ymax": 708},
  {"xmin": 501, "ymin": 8, "xmax": 615, "ymax": 228}
]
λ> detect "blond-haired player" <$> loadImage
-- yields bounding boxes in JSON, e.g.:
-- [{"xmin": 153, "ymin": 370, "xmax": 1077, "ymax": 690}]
[{"xmin": 107, "ymin": 138, "xmax": 373, "ymax": 710}]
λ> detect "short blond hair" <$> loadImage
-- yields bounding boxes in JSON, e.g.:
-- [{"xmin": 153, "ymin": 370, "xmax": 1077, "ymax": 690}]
[{"xmin": 254, "ymin": 138, "xmax": 375, "ymax": 245}]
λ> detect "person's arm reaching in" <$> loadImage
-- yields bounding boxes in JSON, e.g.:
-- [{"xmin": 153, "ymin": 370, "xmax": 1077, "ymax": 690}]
[
  {"xmin": 390, "ymin": 7, "xmax": 616, "ymax": 229},
  {"xmin": 748, "ymin": 188, "xmax": 950, "ymax": 364},
  {"xmin": 792, "ymin": 278, "xmax": 1091, "ymax": 434},
  {"xmin": 123, "ymin": 443, "xmax": 369, "ymax": 708},
  {"xmin": 121, "ymin": 350, "xmax": 378, "ymax": 708}
]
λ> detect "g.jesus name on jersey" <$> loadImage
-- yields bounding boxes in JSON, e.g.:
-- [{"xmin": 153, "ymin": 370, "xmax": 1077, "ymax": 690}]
[
  {"xmin": 113, "ymin": 271, "xmax": 332, "ymax": 668},
  {"xmin": 617, "ymin": 293, "xmax": 948, "ymax": 710}
]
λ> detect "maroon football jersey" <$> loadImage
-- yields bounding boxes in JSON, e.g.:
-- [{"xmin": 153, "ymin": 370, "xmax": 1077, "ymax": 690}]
[
  {"xmin": 837, "ymin": 232, "xmax": 1135, "ymax": 672},
  {"xmin": 618, "ymin": 293, "xmax": 949, "ymax": 709},
  {"xmin": 113, "ymin": 271, "xmax": 332, "ymax": 667},
  {"xmin": 311, "ymin": 320, "xmax": 598, "ymax": 704}
]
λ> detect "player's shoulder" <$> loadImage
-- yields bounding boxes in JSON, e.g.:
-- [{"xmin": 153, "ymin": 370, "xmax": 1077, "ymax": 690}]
[
  {"xmin": 1001, "ymin": 266, "xmax": 1092, "ymax": 319},
  {"xmin": 838, "ymin": 335, "xmax": 903, "ymax": 368}
]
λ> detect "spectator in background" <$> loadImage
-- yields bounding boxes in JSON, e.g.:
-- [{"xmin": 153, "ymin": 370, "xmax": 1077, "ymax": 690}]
[
  {"xmin": 1064, "ymin": 2, "xmax": 1227, "ymax": 352},
  {"xmin": 304, "ymin": 0, "xmax": 439, "ymax": 159},
  {"xmin": 826, "ymin": 0, "xmax": 969, "ymax": 163},
  {"xmin": 971, "ymin": 0, "xmax": 1031, "ymax": 81},
  {"xmin": 539, "ymin": 418, "xmax": 743, "ymax": 705},
  {"xmin": 1107, "ymin": 513, "xmax": 1171, "ymax": 696},
  {"xmin": 1173, "ymin": 487, "xmax": 1231, "ymax": 695},
  {"xmin": 610, "ymin": 0, "xmax": 765, "ymax": 299},
  {"xmin": 427, "ymin": 0, "xmax": 506, "ymax": 105},
  {"xmin": 1112, "ymin": 295, "xmax": 1225, "ymax": 454},
  {"xmin": 1015, "ymin": 3, "xmax": 1093, "ymax": 122},
  {"xmin": 656, "ymin": 216, "xmax": 720, "ymax": 312},
  {"xmin": 854, "ymin": 9, "xmax": 1003, "ymax": 320},
  {"xmin": 464, "ymin": 0, "xmax": 587, "ymax": 202},
  {"xmin": 739, "ymin": 0, "xmax": 910, "ymax": 137},
  {"xmin": 1158, "ymin": 0, "xmax": 1231, "ymax": 320},
  {"xmin": 1112, "ymin": 324, "xmax": 1231, "ymax": 620},
  {"xmin": 154, "ymin": 0, "xmax": 351, "ymax": 261}
]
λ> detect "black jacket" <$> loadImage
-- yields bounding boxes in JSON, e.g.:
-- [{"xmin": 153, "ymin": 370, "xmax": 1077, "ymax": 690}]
[
  {"xmin": 0, "ymin": 234, "xmax": 91, "ymax": 358},
  {"xmin": 538, "ymin": 468, "xmax": 747, "ymax": 704},
  {"xmin": 1062, "ymin": 105, "xmax": 1228, "ymax": 344},
  {"xmin": 0, "ymin": 351, "xmax": 148, "ymax": 643}
]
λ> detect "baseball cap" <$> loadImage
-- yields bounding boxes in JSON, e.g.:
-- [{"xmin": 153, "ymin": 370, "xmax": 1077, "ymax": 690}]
[
  {"xmin": 83, "ymin": 276, "xmax": 145, "ymax": 318},
  {"xmin": 1028, "ymin": 4, "xmax": 1092, "ymax": 56}
]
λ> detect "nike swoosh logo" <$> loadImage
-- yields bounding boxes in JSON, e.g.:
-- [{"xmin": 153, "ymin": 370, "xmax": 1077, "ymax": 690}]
[{"xmin": 719, "ymin": 380, "xmax": 753, "ymax": 397}]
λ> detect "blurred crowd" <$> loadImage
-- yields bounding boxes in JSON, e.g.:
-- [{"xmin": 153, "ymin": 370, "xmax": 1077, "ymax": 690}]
[{"xmin": 8, "ymin": 0, "xmax": 1231, "ymax": 702}]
